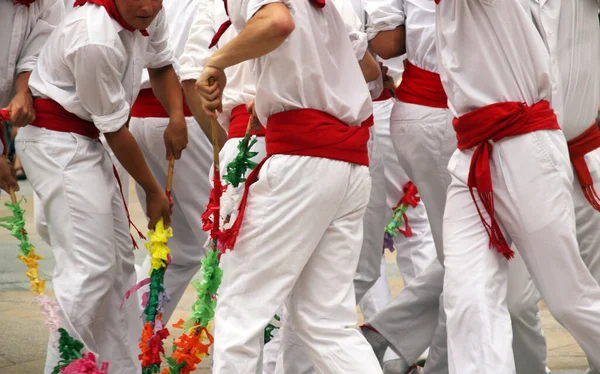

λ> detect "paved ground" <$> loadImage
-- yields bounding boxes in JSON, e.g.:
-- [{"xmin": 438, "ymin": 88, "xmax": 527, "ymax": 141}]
[{"xmin": 0, "ymin": 180, "xmax": 589, "ymax": 373}]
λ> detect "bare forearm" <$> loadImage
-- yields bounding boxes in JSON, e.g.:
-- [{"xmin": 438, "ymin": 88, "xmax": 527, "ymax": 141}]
[
  {"xmin": 149, "ymin": 65, "xmax": 185, "ymax": 120},
  {"xmin": 360, "ymin": 51, "xmax": 380, "ymax": 83},
  {"xmin": 182, "ymin": 80, "xmax": 227, "ymax": 147},
  {"xmin": 369, "ymin": 26, "xmax": 406, "ymax": 60},
  {"xmin": 104, "ymin": 126, "xmax": 161, "ymax": 193},
  {"xmin": 15, "ymin": 72, "xmax": 32, "ymax": 95},
  {"xmin": 208, "ymin": 3, "xmax": 294, "ymax": 70}
]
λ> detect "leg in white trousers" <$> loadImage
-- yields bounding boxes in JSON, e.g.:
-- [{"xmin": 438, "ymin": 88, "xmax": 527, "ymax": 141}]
[
  {"xmin": 574, "ymin": 148, "xmax": 600, "ymax": 374},
  {"xmin": 375, "ymin": 99, "xmax": 437, "ymax": 283},
  {"xmin": 213, "ymin": 155, "xmax": 382, "ymax": 374},
  {"xmin": 507, "ymin": 249, "xmax": 546, "ymax": 374},
  {"xmin": 354, "ymin": 127, "xmax": 387, "ymax": 303},
  {"xmin": 359, "ymin": 258, "xmax": 392, "ymax": 321},
  {"xmin": 16, "ymin": 126, "xmax": 142, "ymax": 374},
  {"xmin": 443, "ymin": 130, "xmax": 600, "ymax": 374},
  {"xmin": 367, "ymin": 101, "xmax": 453, "ymax": 372},
  {"xmin": 32, "ymin": 134, "xmax": 129, "ymax": 247},
  {"xmin": 130, "ymin": 117, "xmax": 213, "ymax": 322}
]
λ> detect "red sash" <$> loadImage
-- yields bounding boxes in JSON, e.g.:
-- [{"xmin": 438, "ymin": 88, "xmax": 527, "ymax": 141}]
[
  {"xmin": 219, "ymin": 109, "xmax": 373, "ymax": 251},
  {"xmin": 29, "ymin": 98, "xmax": 145, "ymax": 247},
  {"xmin": 31, "ymin": 98, "xmax": 100, "ymax": 139},
  {"xmin": 130, "ymin": 88, "xmax": 192, "ymax": 118},
  {"xmin": 395, "ymin": 61, "xmax": 448, "ymax": 109},
  {"xmin": 227, "ymin": 104, "xmax": 266, "ymax": 139},
  {"xmin": 373, "ymin": 89, "xmax": 394, "ymax": 102},
  {"xmin": 454, "ymin": 100, "xmax": 560, "ymax": 260},
  {"xmin": 0, "ymin": 109, "xmax": 10, "ymax": 155},
  {"xmin": 567, "ymin": 120, "xmax": 600, "ymax": 211}
]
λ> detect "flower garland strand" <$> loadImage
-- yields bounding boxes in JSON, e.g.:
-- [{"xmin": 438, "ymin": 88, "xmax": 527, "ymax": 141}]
[
  {"xmin": 138, "ymin": 158, "xmax": 175, "ymax": 374},
  {"xmin": 0, "ymin": 193, "xmax": 108, "ymax": 373},
  {"xmin": 383, "ymin": 181, "xmax": 421, "ymax": 251}
]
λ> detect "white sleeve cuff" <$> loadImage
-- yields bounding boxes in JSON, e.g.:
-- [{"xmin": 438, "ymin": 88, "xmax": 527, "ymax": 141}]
[{"xmin": 92, "ymin": 105, "xmax": 130, "ymax": 133}]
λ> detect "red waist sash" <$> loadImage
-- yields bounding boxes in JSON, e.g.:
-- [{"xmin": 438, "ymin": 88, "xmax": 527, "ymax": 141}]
[
  {"xmin": 130, "ymin": 88, "xmax": 192, "ymax": 118},
  {"xmin": 453, "ymin": 100, "xmax": 560, "ymax": 259},
  {"xmin": 227, "ymin": 104, "xmax": 266, "ymax": 139},
  {"xmin": 395, "ymin": 61, "xmax": 448, "ymax": 109},
  {"xmin": 30, "ymin": 98, "xmax": 145, "ymax": 247},
  {"xmin": 0, "ymin": 109, "xmax": 10, "ymax": 155},
  {"xmin": 567, "ymin": 120, "xmax": 600, "ymax": 212},
  {"xmin": 219, "ymin": 108, "xmax": 373, "ymax": 251}
]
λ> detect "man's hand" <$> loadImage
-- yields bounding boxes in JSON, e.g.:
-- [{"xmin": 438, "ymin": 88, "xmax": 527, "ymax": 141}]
[
  {"xmin": 163, "ymin": 117, "xmax": 188, "ymax": 160},
  {"xmin": 380, "ymin": 63, "xmax": 396, "ymax": 93},
  {"xmin": 246, "ymin": 99, "xmax": 263, "ymax": 132},
  {"xmin": 145, "ymin": 187, "xmax": 172, "ymax": 229},
  {"xmin": 5, "ymin": 91, "xmax": 35, "ymax": 127},
  {"xmin": 195, "ymin": 65, "xmax": 227, "ymax": 118},
  {"xmin": 0, "ymin": 156, "xmax": 19, "ymax": 194}
]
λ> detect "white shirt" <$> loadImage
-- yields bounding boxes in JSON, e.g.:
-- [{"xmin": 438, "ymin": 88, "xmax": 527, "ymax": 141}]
[
  {"xmin": 364, "ymin": 0, "xmax": 437, "ymax": 73},
  {"xmin": 531, "ymin": 0, "xmax": 599, "ymax": 140},
  {"xmin": 228, "ymin": 0, "xmax": 373, "ymax": 126},
  {"xmin": 29, "ymin": 4, "xmax": 174, "ymax": 133},
  {"xmin": 436, "ymin": 0, "xmax": 553, "ymax": 118},
  {"xmin": 0, "ymin": 0, "xmax": 64, "ymax": 107},
  {"xmin": 139, "ymin": 0, "xmax": 201, "ymax": 90},
  {"xmin": 180, "ymin": 0, "xmax": 257, "ymax": 129}
]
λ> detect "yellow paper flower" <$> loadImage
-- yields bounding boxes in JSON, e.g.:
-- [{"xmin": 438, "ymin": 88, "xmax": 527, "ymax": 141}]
[
  {"xmin": 17, "ymin": 247, "xmax": 46, "ymax": 294},
  {"xmin": 145, "ymin": 218, "xmax": 173, "ymax": 272}
]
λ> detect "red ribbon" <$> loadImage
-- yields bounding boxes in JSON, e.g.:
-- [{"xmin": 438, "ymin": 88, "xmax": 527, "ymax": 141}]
[
  {"xmin": 567, "ymin": 120, "xmax": 600, "ymax": 212},
  {"xmin": 396, "ymin": 181, "xmax": 420, "ymax": 237}
]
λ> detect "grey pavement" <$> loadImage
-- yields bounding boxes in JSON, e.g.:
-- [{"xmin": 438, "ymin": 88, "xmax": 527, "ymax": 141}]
[{"xmin": 0, "ymin": 180, "xmax": 589, "ymax": 373}]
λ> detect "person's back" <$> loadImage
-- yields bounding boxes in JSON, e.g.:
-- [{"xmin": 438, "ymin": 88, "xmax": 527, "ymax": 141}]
[{"xmin": 229, "ymin": 0, "xmax": 372, "ymax": 125}]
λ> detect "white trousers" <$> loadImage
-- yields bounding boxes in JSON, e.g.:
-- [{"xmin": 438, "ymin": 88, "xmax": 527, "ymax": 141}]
[
  {"xmin": 374, "ymin": 99, "xmax": 437, "ymax": 284},
  {"xmin": 16, "ymin": 126, "xmax": 142, "ymax": 374},
  {"xmin": 129, "ymin": 116, "xmax": 213, "ymax": 323},
  {"xmin": 443, "ymin": 130, "xmax": 600, "ymax": 373},
  {"xmin": 507, "ymin": 249, "xmax": 546, "ymax": 374},
  {"xmin": 570, "ymin": 147, "xmax": 600, "ymax": 374},
  {"xmin": 368, "ymin": 101, "xmax": 453, "ymax": 373},
  {"xmin": 213, "ymin": 155, "xmax": 382, "ymax": 374},
  {"xmin": 33, "ymin": 133, "xmax": 129, "ymax": 247}
]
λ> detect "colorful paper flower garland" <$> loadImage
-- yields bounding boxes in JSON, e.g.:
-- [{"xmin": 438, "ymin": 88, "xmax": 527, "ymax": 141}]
[
  {"xmin": 0, "ymin": 195, "xmax": 109, "ymax": 373},
  {"xmin": 160, "ymin": 112, "xmax": 260, "ymax": 373},
  {"xmin": 383, "ymin": 181, "xmax": 421, "ymax": 251}
]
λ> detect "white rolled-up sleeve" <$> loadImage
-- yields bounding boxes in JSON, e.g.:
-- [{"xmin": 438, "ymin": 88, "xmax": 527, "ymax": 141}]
[
  {"xmin": 368, "ymin": 71, "xmax": 384, "ymax": 99},
  {"xmin": 72, "ymin": 44, "xmax": 130, "ymax": 133},
  {"xmin": 179, "ymin": 0, "xmax": 217, "ymax": 81},
  {"xmin": 16, "ymin": 0, "xmax": 65, "ymax": 74},
  {"xmin": 364, "ymin": 0, "xmax": 404, "ymax": 40},
  {"xmin": 332, "ymin": 0, "xmax": 369, "ymax": 61},
  {"xmin": 144, "ymin": 9, "xmax": 175, "ymax": 69}
]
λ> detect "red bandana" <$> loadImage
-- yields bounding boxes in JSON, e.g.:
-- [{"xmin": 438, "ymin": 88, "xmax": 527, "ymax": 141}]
[
  {"xmin": 13, "ymin": 0, "xmax": 36, "ymax": 7},
  {"xmin": 73, "ymin": 0, "xmax": 149, "ymax": 36}
]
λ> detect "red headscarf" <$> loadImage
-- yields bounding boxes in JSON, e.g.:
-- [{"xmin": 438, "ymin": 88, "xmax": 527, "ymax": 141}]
[{"xmin": 73, "ymin": 0, "xmax": 149, "ymax": 36}]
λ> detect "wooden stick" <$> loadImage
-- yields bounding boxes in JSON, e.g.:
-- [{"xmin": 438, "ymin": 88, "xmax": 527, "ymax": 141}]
[
  {"xmin": 208, "ymin": 77, "xmax": 222, "ymax": 172},
  {"xmin": 9, "ymin": 189, "xmax": 17, "ymax": 204},
  {"xmin": 166, "ymin": 157, "xmax": 175, "ymax": 195}
]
